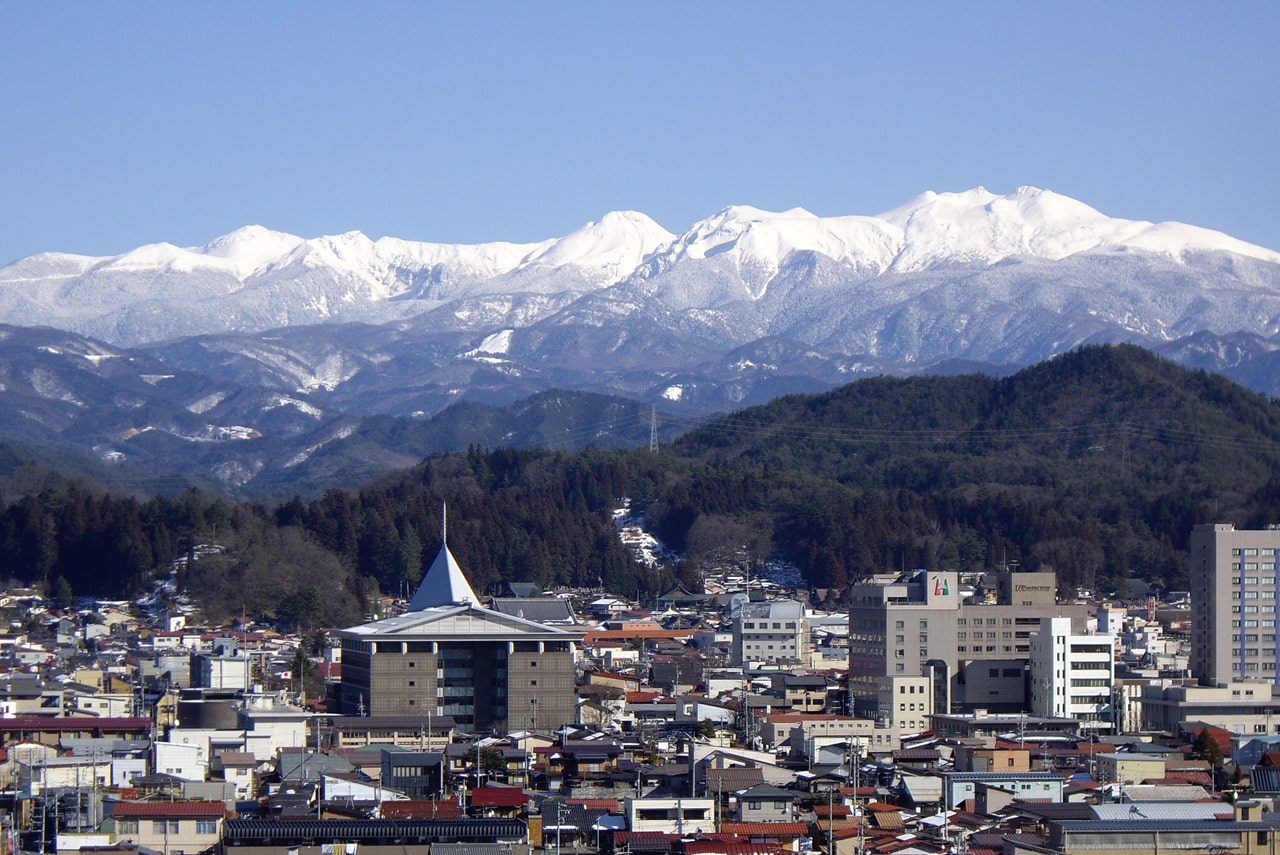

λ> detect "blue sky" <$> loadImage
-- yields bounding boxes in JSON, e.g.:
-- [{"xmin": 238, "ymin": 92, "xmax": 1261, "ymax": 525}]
[{"xmin": 2, "ymin": 2, "xmax": 1278, "ymax": 265}]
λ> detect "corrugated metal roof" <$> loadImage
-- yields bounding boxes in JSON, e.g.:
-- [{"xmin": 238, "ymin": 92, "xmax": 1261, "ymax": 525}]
[
  {"xmin": 470, "ymin": 787, "xmax": 529, "ymax": 807},
  {"xmin": 1056, "ymin": 818, "xmax": 1271, "ymax": 832},
  {"xmin": 380, "ymin": 800, "xmax": 463, "ymax": 820},
  {"xmin": 1090, "ymin": 803, "xmax": 1230, "ymax": 822},
  {"xmin": 717, "ymin": 823, "xmax": 809, "ymax": 836},
  {"xmin": 0, "ymin": 717, "xmax": 151, "ymax": 730},
  {"xmin": 431, "ymin": 844, "xmax": 513, "ymax": 855}
]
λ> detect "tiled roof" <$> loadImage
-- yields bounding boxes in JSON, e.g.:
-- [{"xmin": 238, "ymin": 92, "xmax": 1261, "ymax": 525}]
[
  {"xmin": 869, "ymin": 811, "xmax": 903, "ymax": 830},
  {"xmin": 111, "ymin": 801, "xmax": 227, "ymax": 818},
  {"xmin": 812, "ymin": 805, "xmax": 851, "ymax": 819},
  {"xmin": 223, "ymin": 818, "xmax": 526, "ymax": 843}
]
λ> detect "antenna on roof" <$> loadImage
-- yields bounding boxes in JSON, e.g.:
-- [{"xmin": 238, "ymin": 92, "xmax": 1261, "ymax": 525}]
[{"xmin": 442, "ymin": 500, "xmax": 448, "ymax": 545}]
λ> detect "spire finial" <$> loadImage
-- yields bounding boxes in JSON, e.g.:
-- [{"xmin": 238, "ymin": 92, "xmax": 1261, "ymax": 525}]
[{"xmin": 442, "ymin": 500, "xmax": 448, "ymax": 545}]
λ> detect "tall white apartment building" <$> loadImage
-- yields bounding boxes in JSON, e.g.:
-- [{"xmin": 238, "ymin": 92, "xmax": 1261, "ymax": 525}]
[
  {"xmin": 1029, "ymin": 617, "xmax": 1115, "ymax": 734},
  {"xmin": 1189, "ymin": 523, "xmax": 1280, "ymax": 686}
]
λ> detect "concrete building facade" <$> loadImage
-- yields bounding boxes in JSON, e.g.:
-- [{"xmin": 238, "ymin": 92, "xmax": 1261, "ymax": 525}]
[
  {"xmin": 733, "ymin": 600, "xmax": 808, "ymax": 665},
  {"xmin": 1189, "ymin": 522, "xmax": 1280, "ymax": 685},
  {"xmin": 1029, "ymin": 616, "xmax": 1116, "ymax": 734},
  {"xmin": 848, "ymin": 568, "xmax": 1088, "ymax": 714},
  {"xmin": 335, "ymin": 535, "xmax": 582, "ymax": 733}
]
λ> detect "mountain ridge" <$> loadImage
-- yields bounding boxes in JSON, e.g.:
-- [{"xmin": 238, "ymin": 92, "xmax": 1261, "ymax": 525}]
[
  {"xmin": 4, "ymin": 186, "xmax": 1277, "ymax": 349},
  {"xmin": 1, "ymin": 187, "xmax": 1279, "ymax": 454}
]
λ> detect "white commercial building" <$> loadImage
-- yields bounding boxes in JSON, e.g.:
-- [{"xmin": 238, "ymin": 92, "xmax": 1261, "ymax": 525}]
[
  {"xmin": 1029, "ymin": 617, "xmax": 1115, "ymax": 734},
  {"xmin": 733, "ymin": 600, "xmax": 808, "ymax": 665}
]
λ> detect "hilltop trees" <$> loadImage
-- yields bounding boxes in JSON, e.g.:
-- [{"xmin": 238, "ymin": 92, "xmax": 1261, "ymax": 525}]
[{"xmin": 2, "ymin": 346, "xmax": 1280, "ymax": 618}]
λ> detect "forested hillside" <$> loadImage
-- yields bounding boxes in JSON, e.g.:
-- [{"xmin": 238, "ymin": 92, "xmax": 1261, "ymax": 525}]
[{"xmin": 2, "ymin": 345, "xmax": 1279, "ymax": 625}]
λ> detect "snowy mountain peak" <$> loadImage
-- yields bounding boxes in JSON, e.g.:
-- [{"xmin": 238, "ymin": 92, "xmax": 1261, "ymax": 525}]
[
  {"xmin": 880, "ymin": 185, "xmax": 1280, "ymax": 268},
  {"xmin": 518, "ymin": 211, "xmax": 675, "ymax": 282},
  {"xmin": 202, "ymin": 225, "xmax": 305, "ymax": 279},
  {"xmin": 655, "ymin": 204, "xmax": 896, "ymax": 273}
]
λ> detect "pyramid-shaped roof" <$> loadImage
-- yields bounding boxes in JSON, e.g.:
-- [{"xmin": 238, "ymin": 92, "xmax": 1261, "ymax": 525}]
[{"xmin": 407, "ymin": 542, "xmax": 479, "ymax": 611}]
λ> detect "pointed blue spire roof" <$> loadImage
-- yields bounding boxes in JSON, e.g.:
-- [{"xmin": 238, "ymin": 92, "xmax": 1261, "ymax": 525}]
[{"xmin": 407, "ymin": 502, "xmax": 480, "ymax": 610}]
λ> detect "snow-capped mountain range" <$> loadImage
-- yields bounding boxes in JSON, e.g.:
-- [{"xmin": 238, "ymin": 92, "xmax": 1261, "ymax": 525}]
[
  {"xmin": 3, "ymin": 185, "xmax": 1280, "ymax": 493},
  {"xmin": 5, "ymin": 185, "xmax": 1277, "ymax": 349}
]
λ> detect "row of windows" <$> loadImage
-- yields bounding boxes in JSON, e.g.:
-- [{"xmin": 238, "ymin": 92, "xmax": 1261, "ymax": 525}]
[
  {"xmin": 1233, "ymin": 548, "xmax": 1280, "ymax": 556},
  {"xmin": 117, "ymin": 820, "xmax": 218, "ymax": 835},
  {"xmin": 742, "ymin": 622, "xmax": 799, "ymax": 629}
]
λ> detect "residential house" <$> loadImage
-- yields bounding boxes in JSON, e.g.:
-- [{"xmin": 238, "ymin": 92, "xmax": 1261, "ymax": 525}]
[
  {"xmin": 1093, "ymin": 752, "xmax": 1169, "ymax": 786},
  {"xmin": 104, "ymin": 800, "xmax": 226, "ymax": 851},
  {"xmin": 469, "ymin": 786, "xmax": 529, "ymax": 819},
  {"xmin": 211, "ymin": 751, "xmax": 258, "ymax": 799},
  {"xmin": 624, "ymin": 796, "xmax": 716, "ymax": 834},
  {"xmin": 732, "ymin": 782, "xmax": 795, "ymax": 822},
  {"xmin": 154, "ymin": 741, "xmax": 207, "ymax": 782},
  {"xmin": 773, "ymin": 674, "xmax": 829, "ymax": 714}
]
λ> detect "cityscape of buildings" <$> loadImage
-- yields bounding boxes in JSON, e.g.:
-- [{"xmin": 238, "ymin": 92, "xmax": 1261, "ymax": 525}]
[{"xmin": 0, "ymin": 521, "xmax": 1278, "ymax": 854}]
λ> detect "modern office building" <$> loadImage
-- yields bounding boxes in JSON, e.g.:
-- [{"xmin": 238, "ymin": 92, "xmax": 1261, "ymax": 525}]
[
  {"xmin": 848, "ymin": 568, "xmax": 1088, "ymax": 714},
  {"xmin": 335, "ymin": 534, "xmax": 582, "ymax": 733},
  {"xmin": 1189, "ymin": 523, "xmax": 1280, "ymax": 686},
  {"xmin": 1028, "ymin": 617, "xmax": 1116, "ymax": 734}
]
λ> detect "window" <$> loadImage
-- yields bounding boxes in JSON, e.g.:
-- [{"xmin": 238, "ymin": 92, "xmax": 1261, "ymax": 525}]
[
  {"xmin": 117, "ymin": 819, "xmax": 138, "ymax": 834},
  {"xmin": 152, "ymin": 820, "xmax": 180, "ymax": 834},
  {"xmin": 196, "ymin": 820, "xmax": 217, "ymax": 835}
]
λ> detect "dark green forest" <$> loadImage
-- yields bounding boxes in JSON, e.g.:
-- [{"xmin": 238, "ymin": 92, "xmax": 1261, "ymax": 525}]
[{"xmin": 3, "ymin": 345, "xmax": 1280, "ymax": 626}]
